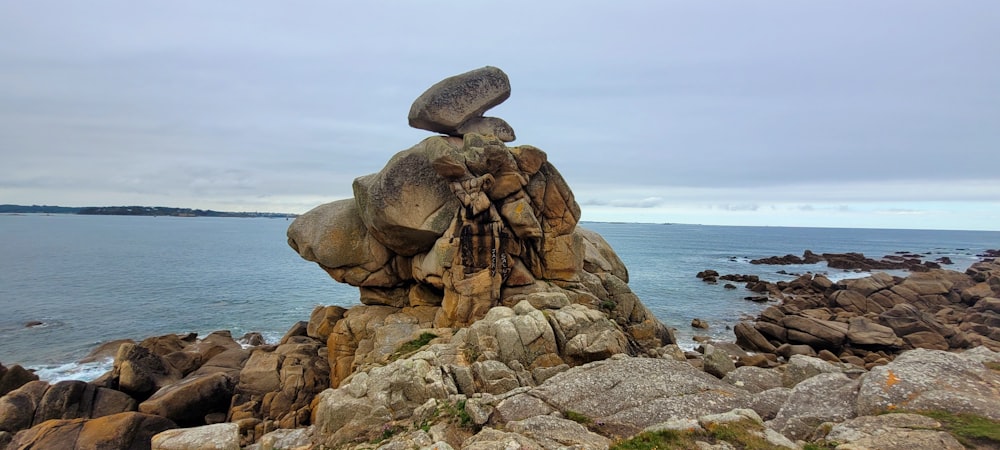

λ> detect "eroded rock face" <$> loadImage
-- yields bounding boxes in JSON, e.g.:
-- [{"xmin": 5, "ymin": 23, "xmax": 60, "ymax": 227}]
[
  {"xmin": 288, "ymin": 66, "xmax": 674, "ymax": 390},
  {"xmin": 856, "ymin": 347, "xmax": 1000, "ymax": 419},
  {"xmin": 8, "ymin": 412, "xmax": 175, "ymax": 450},
  {"xmin": 735, "ymin": 260, "xmax": 1000, "ymax": 368},
  {"xmin": 408, "ymin": 66, "xmax": 512, "ymax": 137}
]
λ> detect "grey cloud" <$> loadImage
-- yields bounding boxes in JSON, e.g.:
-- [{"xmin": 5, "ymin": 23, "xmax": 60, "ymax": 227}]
[{"xmin": 0, "ymin": 1, "xmax": 997, "ymax": 224}]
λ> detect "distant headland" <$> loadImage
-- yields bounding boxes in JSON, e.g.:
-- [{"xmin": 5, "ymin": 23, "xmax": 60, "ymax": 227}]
[{"xmin": 0, "ymin": 204, "xmax": 297, "ymax": 218}]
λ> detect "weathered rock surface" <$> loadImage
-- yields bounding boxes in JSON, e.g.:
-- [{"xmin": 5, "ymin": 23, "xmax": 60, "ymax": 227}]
[
  {"xmin": 151, "ymin": 422, "xmax": 240, "ymax": 450},
  {"xmin": 0, "ymin": 380, "xmax": 136, "ymax": 435},
  {"xmin": 768, "ymin": 372, "xmax": 860, "ymax": 440},
  {"xmin": 7, "ymin": 411, "xmax": 175, "ymax": 450},
  {"xmin": 0, "ymin": 363, "xmax": 38, "ymax": 397},
  {"xmin": 733, "ymin": 260, "xmax": 1000, "ymax": 367},
  {"xmin": 856, "ymin": 347, "xmax": 1000, "ymax": 419},
  {"xmin": 527, "ymin": 356, "xmax": 749, "ymax": 438},
  {"xmin": 288, "ymin": 66, "xmax": 674, "ymax": 398},
  {"xmin": 408, "ymin": 66, "xmax": 511, "ymax": 136},
  {"xmin": 819, "ymin": 413, "xmax": 964, "ymax": 450}
]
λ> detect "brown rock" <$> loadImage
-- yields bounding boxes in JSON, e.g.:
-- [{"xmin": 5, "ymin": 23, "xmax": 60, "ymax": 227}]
[
  {"xmin": 734, "ymin": 322, "xmax": 777, "ymax": 353},
  {"xmin": 139, "ymin": 372, "xmax": 233, "ymax": 426},
  {"xmin": 307, "ymin": 305, "xmax": 347, "ymax": 342},
  {"xmin": 0, "ymin": 364, "xmax": 38, "ymax": 397},
  {"xmin": 781, "ymin": 315, "xmax": 848, "ymax": 348},
  {"xmin": 112, "ymin": 343, "xmax": 182, "ymax": 399},
  {"xmin": 10, "ymin": 411, "xmax": 175, "ymax": 450},
  {"xmin": 903, "ymin": 331, "xmax": 950, "ymax": 350},
  {"xmin": 0, "ymin": 380, "xmax": 48, "ymax": 432},
  {"xmin": 847, "ymin": 316, "xmax": 903, "ymax": 347}
]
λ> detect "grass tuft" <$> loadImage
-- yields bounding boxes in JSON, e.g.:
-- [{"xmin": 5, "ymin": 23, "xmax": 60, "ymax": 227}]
[
  {"xmin": 565, "ymin": 410, "xmax": 592, "ymax": 425},
  {"xmin": 612, "ymin": 418, "xmax": 773, "ymax": 450},
  {"xmin": 611, "ymin": 430, "xmax": 692, "ymax": 450},
  {"xmin": 915, "ymin": 410, "xmax": 1000, "ymax": 446},
  {"xmin": 389, "ymin": 332, "xmax": 437, "ymax": 361}
]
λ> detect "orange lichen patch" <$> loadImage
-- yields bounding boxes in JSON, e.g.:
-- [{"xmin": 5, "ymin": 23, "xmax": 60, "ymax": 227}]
[{"xmin": 886, "ymin": 369, "xmax": 900, "ymax": 388}]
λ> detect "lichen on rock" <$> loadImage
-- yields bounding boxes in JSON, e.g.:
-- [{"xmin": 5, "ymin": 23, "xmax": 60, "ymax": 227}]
[{"xmin": 287, "ymin": 66, "xmax": 675, "ymax": 396}]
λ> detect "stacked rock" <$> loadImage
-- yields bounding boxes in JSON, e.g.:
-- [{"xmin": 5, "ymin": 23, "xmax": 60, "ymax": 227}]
[
  {"xmin": 287, "ymin": 66, "xmax": 673, "ymax": 387},
  {"xmin": 408, "ymin": 66, "xmax": 516, "ymax": 142}
]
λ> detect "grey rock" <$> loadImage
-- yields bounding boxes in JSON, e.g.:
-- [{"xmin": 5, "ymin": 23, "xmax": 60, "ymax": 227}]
[
  {"xmin": 505, "ymin": 415, "xmax": 611, "ymax": 449},
  {"xmin": 782, "ymin": 355, "xmax": 847, "ymax": 387},
  {"xmin": 769, "ymin": 372, "xmax": 859, "ymax": 441},
  {"xmin": 352, "ymin": 138, "xmax": 461, "ymax": 256},
  {"xmin": 822, "ymin": 413, "xmax": 963, "ymax": 450},
  {"xmin": 856, "ymin": 347, "xmax": 1000, "ymax": 419},
  {"xmin": 408, "ymin": 66, "xmax": 511, "ymax": 135},
  {"xmin": 703, "ymin": 345, "xmax": 737, "ymax": 378},
  {"xmin": 151, "ymin": 422, "xmax": 240, "ymax": 450},
  {"xmin": 722, "ymin": 366, "xmax": 782, "ymax": 394},
  {"xmin": 455, "ymin": 116, "xmax": 516, "ymax": 142},
  {"xmin": 258, "ymin": 426, "xmax": 313, "ymax": 450},
  {"xmin": 529, "ymin": 357, "xmax": 749, "ymax": 437},
  {"xmin": 462, "ymin": 427, "xmax": 541, "ymax": 450},
  {"xmin": 744, "ymin": 387, "xmax": 792, "ymax": 421},
  {"xmin": 491, "ymin": 392, "xmax": 556, "ymax": 425}
]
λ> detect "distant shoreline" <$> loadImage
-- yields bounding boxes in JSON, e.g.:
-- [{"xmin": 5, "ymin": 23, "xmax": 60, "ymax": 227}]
[{"xmin": 0, "ymin": 204, "xmax": 297, "ymax": 218}]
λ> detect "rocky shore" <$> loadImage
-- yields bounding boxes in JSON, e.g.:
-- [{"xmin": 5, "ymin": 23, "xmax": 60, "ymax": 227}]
[{"xmin": 2, "ymin": 67, "xmax": 998, "ymax": 450}]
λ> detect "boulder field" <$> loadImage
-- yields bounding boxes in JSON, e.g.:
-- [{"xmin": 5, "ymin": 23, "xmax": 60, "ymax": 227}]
[{"xmin": 2, "ymin": 67, "xmax": 999, "ymax": 449}]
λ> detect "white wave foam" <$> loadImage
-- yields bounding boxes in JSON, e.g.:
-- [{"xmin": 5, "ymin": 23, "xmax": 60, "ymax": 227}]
[{"xmin": 32, "ymin": 358, "xmax": 113, "ymax": 383}]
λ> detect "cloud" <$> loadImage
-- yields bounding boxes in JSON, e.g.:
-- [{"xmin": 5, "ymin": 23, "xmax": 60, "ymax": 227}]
[
  {"xmin": 583, "ymin": 197, "xmax": 665, "ymax": 209},
  {"xmin": 0, "ymin": 1, "xmax": 998, "ymax": 231}
]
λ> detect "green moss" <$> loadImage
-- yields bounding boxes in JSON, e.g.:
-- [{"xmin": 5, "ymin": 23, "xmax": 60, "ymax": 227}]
[
  {"xmin": 802, "ymin": 443, "xmax": 838, "ymax": 450},
  {"xmin": 611, "ymin": 430, "xmax": 694, "ymax": 450},
  {"xmin": 703, "ymin": 420, "xmax": 773, "ymax": 450},
  {"xmin": 914, "ymin": 410, "xmax": 1000, "ymax": 446},
  {"xmin": 612, "ymin": 419, "xmax": 772, "ymax": 450},
  {"xmin": 390, "ymin": 332, "xmax": 438, "ymax": 361},
  {"xmin": 599, "ymin": 299, "xmax": 617, "ymax": 311},
  {"xmin": 565, "ymin": 410, "xmax": 592, "ymax": 425}
]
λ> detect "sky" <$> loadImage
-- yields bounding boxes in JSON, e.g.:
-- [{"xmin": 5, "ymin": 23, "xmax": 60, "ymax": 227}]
[{"xmin": 1, "ymin": 1, "xmax": 998, "ymax": 231}]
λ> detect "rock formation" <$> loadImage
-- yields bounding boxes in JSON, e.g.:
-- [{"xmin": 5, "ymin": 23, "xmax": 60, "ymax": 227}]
[
  {"xmin": 730, "ymin": 259, "xmax": 1000, "ymax": 365},
  {"xmin": 3, "ymin": 67, "xmax": 999, "ymax": 450},
  {"xmin": 287, "ymin": 66, "xmax": 675, "ymax": 390}
]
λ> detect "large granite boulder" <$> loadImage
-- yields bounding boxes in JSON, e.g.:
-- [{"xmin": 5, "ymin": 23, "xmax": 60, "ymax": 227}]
[
  {"xmin": 8, "ymin": 411, "xmax": 175, "ymax": 450},
  {"xmin": 0, "ymin": 363, "xmax": 38, "ymax": 397},
  {"xmin": 151, "ymin": 422, "xmax": 240, "ymax": 450},
  {"xmin": 288, "ymin": 66, "xmax": 674, "ymax": 392},
  {"xmin": 138, "ymin": 372, "xmax": 234, "ymax": 426},
  {"xmin": 0, "ymin": 380, "xmax": 136, "ymax": 435},
  {"xmin": 408, "ymin": 66, "xmax": 511, "ymax": 136},
  {"xmin": 819, "ymin": 413, "xmax": 964, "ymax": 450},
  {"xmin": 524, "ymin": 356, "xmax": 750, "ymax": 437},
  {"xmin": 767, "ymin": 372, "xmax": 860, "ymax": 440},
  {"xmin": 229, "ymin": 337, "xmax": 330, "ymax": 441},
  {"xmin": 737, "ymin": 261, "xmax": 1000, "ymax": 361},
  {"xmin": 856, "ymin": 347, "xmax": 1000, "ymax": 419}
]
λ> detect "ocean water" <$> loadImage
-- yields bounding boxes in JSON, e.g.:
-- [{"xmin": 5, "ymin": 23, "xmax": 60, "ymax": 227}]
[{"xmin": 1, "ymin": 214, "xmax": 997, "ymax": 381}]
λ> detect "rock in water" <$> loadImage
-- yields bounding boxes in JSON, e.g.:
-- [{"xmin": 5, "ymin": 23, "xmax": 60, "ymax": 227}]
[{"xmin": 408, "ymin": 66, "xmax": 513, "ymax": 139}]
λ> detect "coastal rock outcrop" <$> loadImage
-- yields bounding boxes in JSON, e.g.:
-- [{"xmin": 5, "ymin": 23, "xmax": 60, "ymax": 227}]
[
  {"xmin": 6, "ymin": 67, "xmax": 998, "ymax": 449},
  {"xmin": 287, "ymin": 66, "xmax": 674, "ymax": 394},
  {"xmin": 728, "ymin": 260, "xmax": 1000, "ymax": 365},
  {"xmin": 407, "ymin": 66, "xmax": 513, "ymax": 140}
]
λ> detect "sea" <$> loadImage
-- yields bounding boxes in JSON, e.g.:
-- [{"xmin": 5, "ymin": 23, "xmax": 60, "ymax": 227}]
[{"xmin": 1, "ymin": 214, "xmax": 997, "ymax": 382}]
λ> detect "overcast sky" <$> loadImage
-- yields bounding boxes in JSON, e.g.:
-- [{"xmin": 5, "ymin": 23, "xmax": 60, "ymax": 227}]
[{"xmin": 2, "ymin": 1, "xmax": 998, "ymax": 230}]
